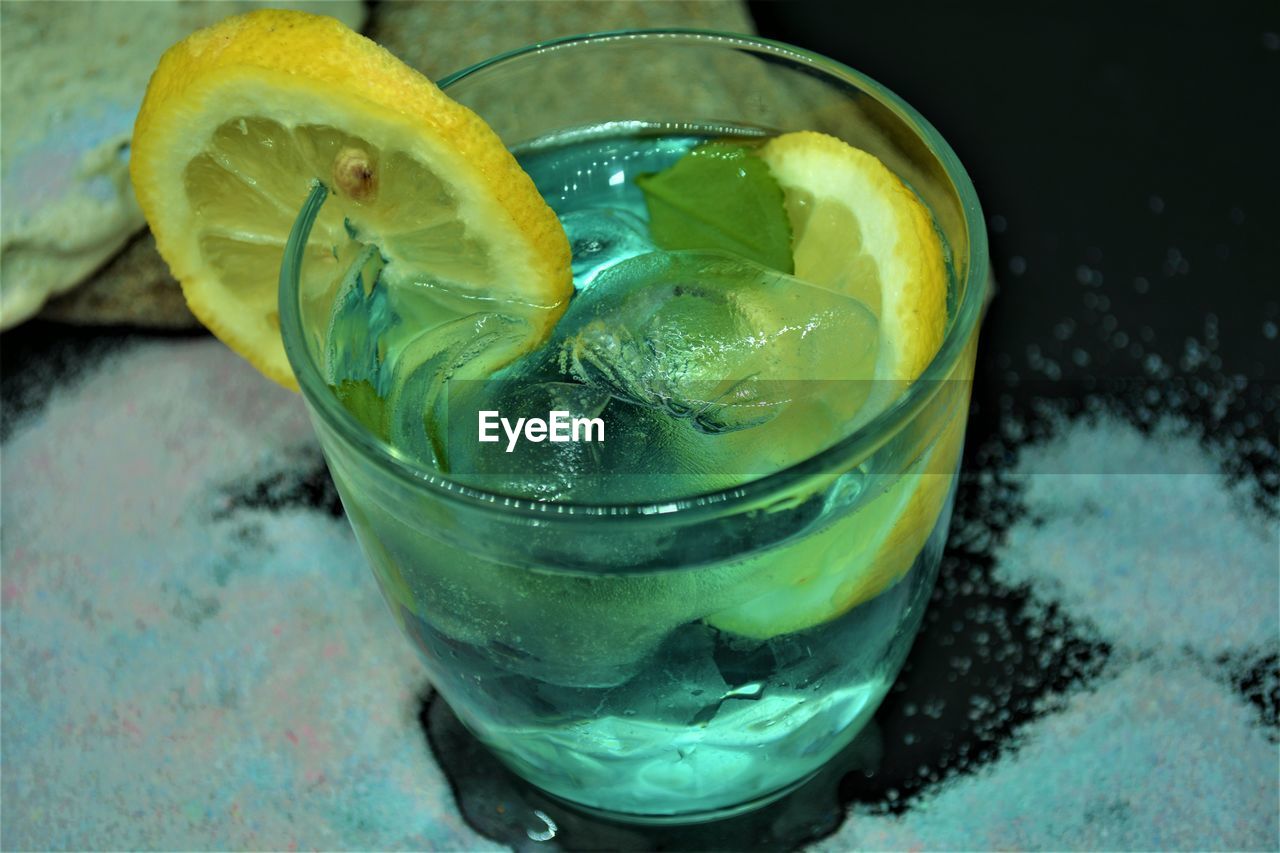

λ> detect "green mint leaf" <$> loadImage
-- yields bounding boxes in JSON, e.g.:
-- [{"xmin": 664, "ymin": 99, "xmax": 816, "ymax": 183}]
[
  {"xmin": 636, "ymin": 142, "xmax": 793, "ymax": 274},
  {"xmin": 332, "ymin": 379, "xmax": 389, "ymax": 442}
]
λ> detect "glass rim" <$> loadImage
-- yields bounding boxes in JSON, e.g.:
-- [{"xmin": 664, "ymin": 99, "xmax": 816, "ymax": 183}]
[{"xmin": 279, "ymin": 28, "xmax": 989, "ymax": 522}]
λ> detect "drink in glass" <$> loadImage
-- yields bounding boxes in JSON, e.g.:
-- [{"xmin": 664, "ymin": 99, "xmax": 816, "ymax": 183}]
[{"xmin": 276, "ymin": 31, "xmax": 988, "ymax": 823}]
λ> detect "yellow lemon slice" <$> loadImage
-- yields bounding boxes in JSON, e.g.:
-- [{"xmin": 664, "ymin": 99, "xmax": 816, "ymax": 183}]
[
  {"xmin": 760, "ymin": 130, "xmax": 947, "ymax": 383},
  {"xmin": 130, "ymin": 9, "xmax": 571, "ymax": 389},
  {"xmin": 705, "ymin": 131, "xmax": 957, "ymax": 639}
]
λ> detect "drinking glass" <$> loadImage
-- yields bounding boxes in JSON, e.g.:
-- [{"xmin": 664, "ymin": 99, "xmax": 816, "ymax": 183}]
[{"xmin": 279, "ymin": 30, "xmax": 988, "ymax": 824}]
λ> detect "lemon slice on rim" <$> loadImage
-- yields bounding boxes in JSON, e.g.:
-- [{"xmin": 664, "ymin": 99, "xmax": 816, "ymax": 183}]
[
  {"xmin": 130, "ymin": 9, "xmax": 571, "ymax": 389},
  {"xmin": 705, "ymin": 131, "xmax": 959, "ymax": 639}
]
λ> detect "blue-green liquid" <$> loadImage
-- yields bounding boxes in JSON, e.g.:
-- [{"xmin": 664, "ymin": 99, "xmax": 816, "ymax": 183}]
[{"xmin": 325, "ymin": 128, "xmax": 957, "ymax": 820}]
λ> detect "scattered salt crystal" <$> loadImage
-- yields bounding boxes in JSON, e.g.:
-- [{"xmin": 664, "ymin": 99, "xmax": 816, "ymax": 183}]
[
  {"xmin": 824, "ymin": 659, "xmax": 1277, "ymax": 851},
  {"xmin": 995, "ymin": 415, "xmax": 1277, "ymax": 655}
]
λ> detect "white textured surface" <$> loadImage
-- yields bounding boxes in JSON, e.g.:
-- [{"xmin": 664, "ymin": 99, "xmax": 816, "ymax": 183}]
[
  {"xmin": 0, "ymin": 1, "xmax": 366, "ymax": 329},
  {"xmin": 4, "ymin": 337, "xmax": 1276, "ymax": 849},
  {"xmin": 2, "ymin": 339, "xmax": 493, "ymax": 850}
]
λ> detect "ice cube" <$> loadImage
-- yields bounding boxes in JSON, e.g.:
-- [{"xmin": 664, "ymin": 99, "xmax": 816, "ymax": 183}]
[
  {"xmin": 500, "ymin": 249, "xmax": 888, "ymax": 501},
  {"xmin": 557, "ymin": 250, "xmax": 880, "ymax": 436}
]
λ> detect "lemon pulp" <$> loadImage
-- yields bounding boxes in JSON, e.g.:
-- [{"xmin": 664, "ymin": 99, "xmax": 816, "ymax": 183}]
[{"xmin": 130, "ymin": 9, "xmax": 572, "ymax": 388}]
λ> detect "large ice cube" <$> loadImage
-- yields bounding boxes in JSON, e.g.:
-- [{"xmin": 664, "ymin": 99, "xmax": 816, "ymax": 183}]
[
  {"xmin": 557, "ymin": 250, "xmax": 879, "ymax": 436},
  {"xmin": 543, "ymin": 250, "xmax": 885, "ymax": 500}
]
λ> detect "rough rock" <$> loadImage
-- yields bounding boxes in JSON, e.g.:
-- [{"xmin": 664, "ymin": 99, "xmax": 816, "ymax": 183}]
[
  {"xmin": 371, "ymin": 0, "xmax": 754, "ymax": 79},
  {"xmin": 0, "ymin": 0, "xmax": 366, "ymax": 330}
]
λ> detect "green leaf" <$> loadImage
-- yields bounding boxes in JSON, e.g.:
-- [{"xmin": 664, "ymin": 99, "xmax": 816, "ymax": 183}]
[
  {"xmin": 636, "ymin": 142, "xmax": 793, "ymax": 274},
  {"xmin": 332, "ymin": 379, "xmax": 389, "ymax": 442}
]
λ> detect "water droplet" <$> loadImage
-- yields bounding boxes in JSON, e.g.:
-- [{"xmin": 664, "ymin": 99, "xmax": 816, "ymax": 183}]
[{"xmin": 526, "ymin": 809, "xmax": 558, "ymax": 842}]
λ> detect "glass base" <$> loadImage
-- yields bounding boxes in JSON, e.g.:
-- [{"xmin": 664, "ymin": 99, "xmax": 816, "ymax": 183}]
[
  {"xmin": 422, "ymin": 686, "xmax": 887, "ymax": 847},
  {"xmin": 535, "ymin": 771, "xmax": 817, "ymax": 826}
]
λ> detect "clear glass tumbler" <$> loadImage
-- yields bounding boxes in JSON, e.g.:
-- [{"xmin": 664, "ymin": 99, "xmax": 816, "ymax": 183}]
[{"xmin": 279, "ymin": 30, "xmax": 988, "ymax": 823}]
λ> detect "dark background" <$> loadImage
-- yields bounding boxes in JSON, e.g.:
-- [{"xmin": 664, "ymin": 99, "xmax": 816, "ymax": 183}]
[{"xmin": 753, "ymin": 0, "xmax": 1277, "ymax": 388}]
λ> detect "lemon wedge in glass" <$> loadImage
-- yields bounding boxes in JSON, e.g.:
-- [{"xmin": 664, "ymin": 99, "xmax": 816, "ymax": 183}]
[{"xmin": 705, "ymin": 131, "xmax": 958, "ymax": 639}]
